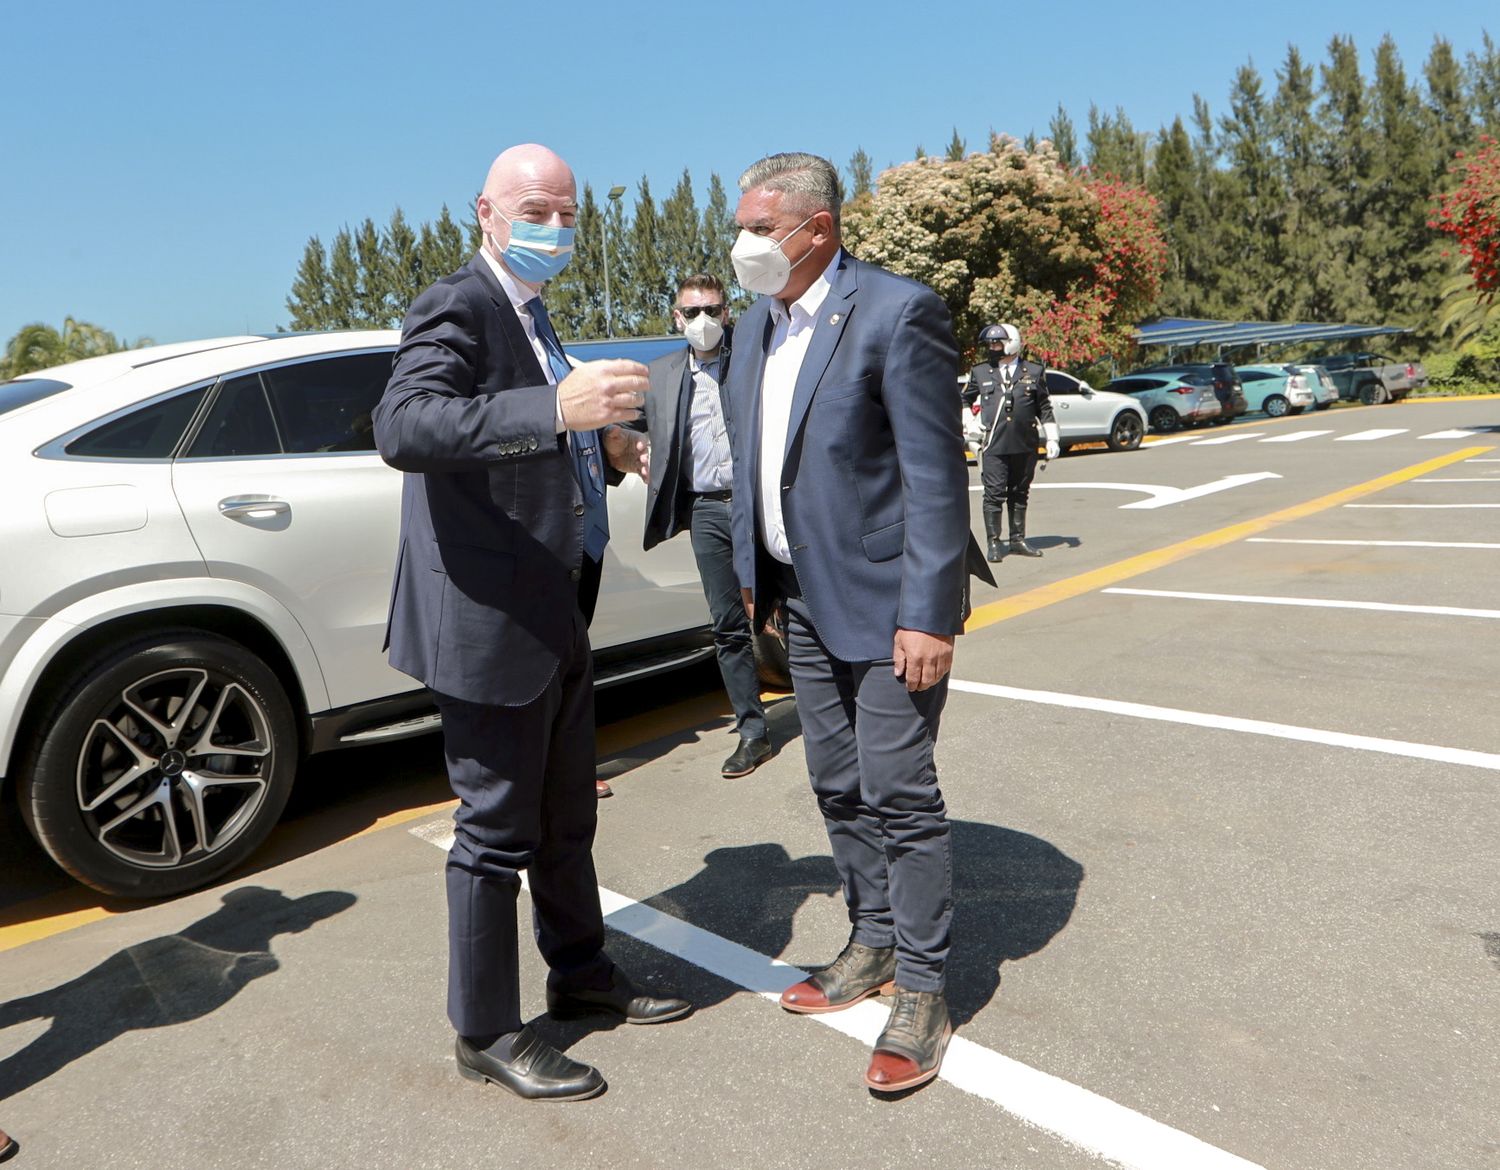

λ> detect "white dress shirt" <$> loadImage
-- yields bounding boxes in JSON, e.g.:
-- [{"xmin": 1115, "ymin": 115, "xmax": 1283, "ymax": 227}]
[
  {"xmin": 478, "ymin": 247, "xmax": 566, "ymax": 432},
  {"xmin": 686, "ymin": 351, "xmax": 733, "ymax": 492},
  {"xmin": 757, "ymin": 251, "xmax": 841, "ymax": 564}
]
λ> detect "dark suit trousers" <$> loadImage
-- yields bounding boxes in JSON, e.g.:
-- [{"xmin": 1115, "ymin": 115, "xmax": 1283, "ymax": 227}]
[
  {"xmin": 689, "ymin": 495, "xmax": 767, "ymax": 742},
  {"xmin": 981, "ymin": 448, "xmax": 1039, "ymax": 510},
  {"xmin": 434, "ymin": 605, "xmax": 612, "ymax": 1037},
  {"xmin": 781, "ymin": 577, "xmax": 953, "ymax": 994}
]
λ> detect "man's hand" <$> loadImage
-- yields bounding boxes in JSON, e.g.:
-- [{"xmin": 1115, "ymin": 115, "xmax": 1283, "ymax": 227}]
[
  {"xmin": 558, "ymin": 359, "xmax": 648, "ymax": 431},
  {"xmin": 892, "ymin": 629, "xmax": 954, "ymax": 692},
  {"xmin": 741, "ymin": 587, "xmax": 755, "ymax": 621},
  {"xmin": 1045, "ymin": 438, "xmax": 1060, "ymax": 461},
  {"xmin": 603, "ymin": 424, "xmax": 649, "ymax": 481}
]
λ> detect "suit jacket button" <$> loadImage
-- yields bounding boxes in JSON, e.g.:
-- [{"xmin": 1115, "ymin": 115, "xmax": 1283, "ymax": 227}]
[
  {"xmin": 574, "ymin": 504, "xmax": 585, "ymax": 516},
  {"xmin": 529, "ymin": 437, "xmax": 539, "ymax": 451},
  {"xmin": 569, "ymin": 568, "xmax": 582, "ymax": 581}
]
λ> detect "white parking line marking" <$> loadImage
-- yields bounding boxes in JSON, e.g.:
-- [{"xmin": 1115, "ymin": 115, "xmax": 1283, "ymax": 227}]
[
  {"xmin": 1103, "ymin": 586, "xmax": 1500, "ymax": 620},
  {"xmin": 1190, "ymin": 433, "xmax": 1264, "ymax": 445},
  {"xmin": 1345, "ymin": 503, "xmax": 1500, "ymax": 509},
  {"xmin": 970, "ymin": 472, "xmax": 1281, "ymax": 509},
  {"xmin": 948, "ymin": 680, "xmax": 1500, "ymax": 772},
  {"xmin": 1247, "ymin": 537, "xmax": 1500, "ymax": 549},
  {"xmin": 408, "ymin": 823, "xmax": 1265, "ymax": 1170},
  {"xmin": 1139, "ymin": 433, "xmax": 1206, "ymax": 448},
  {"xmin": 1335, "ymin": 429, "xmax": 1408, "ymax": 441},
  {"xmin": 1259, "ymin": 430, "xmax": 1333, "ymax": 443},
  {"xmin": 1420, "ymin": 429, "xmax": 1484, "ymax": 439},
  {"xmin": 1465, "ymin": 458, "xmax": 1500, "ymax": 463},
  {"xmin": 1411, "ymin": 477, "xmax": 1500, "ymax": 483}
]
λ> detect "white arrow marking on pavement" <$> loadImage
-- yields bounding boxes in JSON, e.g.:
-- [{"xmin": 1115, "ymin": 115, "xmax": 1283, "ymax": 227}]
[
  {"xmin": 407, "ymin": 822, "xmax": 1267, "ymax": 1170},
  {"xmin": 1335, "ymin": 429, "xmax": 1408, "ymax": 441},
  {"xmin": 974, "ymin": 472, "xmax": 1282, "ymax": 510},
  {"xmin": 1259, "ymin": 430, "xmax": 1333, "ymax": 443},
  {"xmin": 1190, "ymin": 432, "xmax": 1264, "ymax": 445}
]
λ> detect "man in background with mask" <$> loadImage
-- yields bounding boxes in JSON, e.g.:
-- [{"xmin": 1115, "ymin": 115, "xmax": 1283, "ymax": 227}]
[
  {"xmin": 373, "ymin": 143, "xmax": 690, "ymax": 1104},
  {"xmin": 725, "ymin": 152, "xmax": 993, "ymax": 1094},
  {"xmin": 637, "ymin": 273, "xmax": 772, "ymax": 778},
  {"xmin": 971, "ymin": 322, "xmax": 1058, "ymax": 562}
]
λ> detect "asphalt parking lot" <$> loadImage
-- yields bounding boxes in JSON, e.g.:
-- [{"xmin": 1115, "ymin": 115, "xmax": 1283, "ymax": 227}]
[{"xmin": 3, "ymin": 397, "xmax": 1498, "ymax": 1170}]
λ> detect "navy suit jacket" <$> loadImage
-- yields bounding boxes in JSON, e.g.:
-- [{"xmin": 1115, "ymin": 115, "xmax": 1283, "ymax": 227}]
[
  {"xmin": 727, "ymin": 251, "xmax": 993, "ymax": 663},
  {"xmin": 638, "ymin": 342, "xmax": 733, "ymax": 550},
  {"xmin": 372, "ymin": 255, "xmax": 600, "ymax": 707}
]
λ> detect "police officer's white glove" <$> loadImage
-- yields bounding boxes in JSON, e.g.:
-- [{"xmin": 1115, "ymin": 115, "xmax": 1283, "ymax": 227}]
[{"xmin": 1043, "ymin": 421, "xmax": 1061, "ymax": 462}]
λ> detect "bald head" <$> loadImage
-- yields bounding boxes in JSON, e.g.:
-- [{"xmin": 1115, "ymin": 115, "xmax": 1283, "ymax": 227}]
[{"xmin": 476, "ymin": 144, "xmax": 579, "ymax": 287}]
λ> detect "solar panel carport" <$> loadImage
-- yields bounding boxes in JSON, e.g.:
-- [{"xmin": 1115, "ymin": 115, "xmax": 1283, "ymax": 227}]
[{"xmin": 1133, "ymin": 317, "xmax": 1413, "ymax": 361}]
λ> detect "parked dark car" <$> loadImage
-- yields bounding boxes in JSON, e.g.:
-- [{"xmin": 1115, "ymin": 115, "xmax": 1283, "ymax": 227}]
[{"xmin": 1139, "ymin": 362, "xmax": 1249, "ymax": 423}]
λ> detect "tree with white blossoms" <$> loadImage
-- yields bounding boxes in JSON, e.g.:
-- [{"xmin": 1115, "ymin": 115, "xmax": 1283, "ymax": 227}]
[{"xmin": 842, "ymin": 136, "xmax": 1166, "ymax": 369}]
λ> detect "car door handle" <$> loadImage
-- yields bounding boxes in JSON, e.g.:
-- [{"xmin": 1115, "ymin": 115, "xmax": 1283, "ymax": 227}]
[{"xmin": 218, "ymin": 495, "xmax": 290, "ymax": 520}]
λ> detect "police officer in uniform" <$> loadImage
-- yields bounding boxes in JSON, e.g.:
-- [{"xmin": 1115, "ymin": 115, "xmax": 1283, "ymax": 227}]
[{"xmin": 972, "ymin": 323, "xmax": 1060, "ymax": 562}]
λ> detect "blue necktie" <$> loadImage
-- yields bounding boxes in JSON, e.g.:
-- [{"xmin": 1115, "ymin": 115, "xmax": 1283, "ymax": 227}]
[{"xmin": 526, "ymin": 298, "xmax": 608, "ymax": 561}]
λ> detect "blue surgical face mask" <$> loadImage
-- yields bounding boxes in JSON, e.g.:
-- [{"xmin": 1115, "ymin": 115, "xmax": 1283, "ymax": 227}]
[{"xmin": 489, "ymin": 210, "xmax": 575, "ymax": 283}]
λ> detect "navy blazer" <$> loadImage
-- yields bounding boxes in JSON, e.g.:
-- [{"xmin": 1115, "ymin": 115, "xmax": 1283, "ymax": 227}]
[
  {"xmin": 638, "ymin": 342, "xmax": 733, "ymax": 550},
  {"xmin": 372, "ymin": 256, "xmax": 599, "ymax": 707},
  {"xmin": 727, "ymin": 251, "xmax": 994, "ymax": 662}
]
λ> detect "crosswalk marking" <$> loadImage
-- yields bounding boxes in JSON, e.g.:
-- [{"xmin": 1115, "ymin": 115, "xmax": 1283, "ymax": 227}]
[
  {"xmin": 1336, "ymin": 428, "xmax": 1408, "ymax": 441},
  {"xmin": 1420, "ymin": 429, "xmax": 1484, "ymax": 439},
  {"xmin": 1259, "ymin": 430, "xmax": 1333, "ymax": 443}
]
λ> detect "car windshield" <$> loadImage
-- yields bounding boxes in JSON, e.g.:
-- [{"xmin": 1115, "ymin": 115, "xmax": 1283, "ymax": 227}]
[{"xmin": 0, "ymin": 377, "xmax": 72, "ymax": 417}]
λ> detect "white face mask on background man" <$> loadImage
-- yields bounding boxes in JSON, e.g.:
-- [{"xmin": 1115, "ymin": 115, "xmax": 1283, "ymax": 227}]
[{"xmin": 730, "ymin": 214, "xmax": 817, "ymax": 297}]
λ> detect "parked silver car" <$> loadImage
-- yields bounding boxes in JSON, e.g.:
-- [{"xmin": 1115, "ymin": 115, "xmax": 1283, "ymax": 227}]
[
  {"xmin": 0, "ymin": 333, "xmax": 718, "ymax": 897},
  {"xmin": 1102, "ymin": 374, "xmax": 1221, "ymax": 433}
]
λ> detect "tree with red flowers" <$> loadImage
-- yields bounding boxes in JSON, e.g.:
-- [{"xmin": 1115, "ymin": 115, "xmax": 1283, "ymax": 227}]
[
  {"xmin": 1430, "ymin": 137, "xmax": 1500, "ymax": 343},
  {"xmin": 842, "ymin": 136, "xmax": 1166, "ymax": 369}
]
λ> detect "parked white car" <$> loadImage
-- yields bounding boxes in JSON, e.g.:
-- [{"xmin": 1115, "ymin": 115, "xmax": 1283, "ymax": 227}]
[
  {"xmin": 961, "ymin": 371, "xmax": 1146, "ymax": 456},
  {"xmin": 0, "ymin": 333, "xmax": 717, "ymax": 897}
]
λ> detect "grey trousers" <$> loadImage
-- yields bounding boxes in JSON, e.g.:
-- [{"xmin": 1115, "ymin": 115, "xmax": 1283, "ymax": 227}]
[
  {"xmin": 689, "ymin": 495, "xmax": 768, "ymax": 742},
  {"xmin": 781, "ymin": 584, "xmax": 954, "ymax": 993}
]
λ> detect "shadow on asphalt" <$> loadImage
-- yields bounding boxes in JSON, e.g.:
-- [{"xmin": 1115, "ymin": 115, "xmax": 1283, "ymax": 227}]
[
  {"xmin": 0, "ymin": 886, "xmax": 355, "ymax": 1098},
  {"xmin": 619, "ymin": 820, "xmax": 1082, "ymax": 1031}
]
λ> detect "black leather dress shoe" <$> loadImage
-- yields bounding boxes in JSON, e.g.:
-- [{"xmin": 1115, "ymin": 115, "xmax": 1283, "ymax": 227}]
[
  {"xmin": 455, "ymin": 1028, "xmax": 604, "ymax": 1101},
  {"xmin": 547, "ymin": 968, "xmax": 692, "ymax": 1024},
  {"xmin": 722, "ymin": 736, "xmax": 773, "ymax": 778},
  {"xmin": 780, "ymin": 939, "xmax": 897, "ymax": 1013},
  {"xmin": 865, "ymin": 988, "xmax": 952, "ymax": 1091}
]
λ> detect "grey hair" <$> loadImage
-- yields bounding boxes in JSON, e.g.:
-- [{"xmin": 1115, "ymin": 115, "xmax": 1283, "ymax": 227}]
[{"xmin": 737, "ymin": 152, "xmax": 843, "ymax": 230}]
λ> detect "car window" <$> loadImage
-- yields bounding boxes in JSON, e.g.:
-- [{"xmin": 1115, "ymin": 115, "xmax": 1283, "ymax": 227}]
[
  {"xmin": 1110, "ymin": 378, "xmax": 1161, "ymax": 392},
  {"xmin": 0, "ymin": 377, "xmax": 72, "ymax": 417},
  {"xmin": 65, "ymin": 387, "xmax": 208, "ymax": 458},
  {"xmin": 1239, "ymin": 370, "xmax": 1271, "ymax": 382},
  {"xmin": 260, "ymin": 352, "xmax": 392, "ymax": 454},
  {"xmin": 186, "ymin": 374, "xmax": 281, "ymax": 458},
  {"xmin": 1175, "ymin": 372, "xmax": 1213, "ymax": 386},
  {"xmin": 1044, "ymin": 372, "xmax": 1079, "ymax": 395}
]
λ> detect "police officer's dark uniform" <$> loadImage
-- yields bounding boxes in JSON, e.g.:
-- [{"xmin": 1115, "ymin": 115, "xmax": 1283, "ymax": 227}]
[{"xmin": 972, "ymin": 323, "xmax": 1055, "ymax": 561}]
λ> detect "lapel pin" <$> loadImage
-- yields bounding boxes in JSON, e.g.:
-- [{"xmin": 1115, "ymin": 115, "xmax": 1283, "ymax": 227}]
[{"xmin": 828, "ymin": 313, "xmax": 841, "ymax": 325}]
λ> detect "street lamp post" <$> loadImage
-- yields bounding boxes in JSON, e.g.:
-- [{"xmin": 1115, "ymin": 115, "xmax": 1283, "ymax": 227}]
[{"xmin": 603, "ymin": 184, "xmax": 626, "ymax": 338}]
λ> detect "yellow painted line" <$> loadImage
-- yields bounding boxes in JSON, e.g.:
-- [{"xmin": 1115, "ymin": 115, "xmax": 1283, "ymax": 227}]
[
  {"xmin": 0, "ymin": 899, "xmax": 125, "ymax": 952},
  {"xmin": 964, "ymin": 445, "xmax": 1494, "ymax": 635},
  {"xmin": 350, "ymin": 797, "xmax": 459, "ymax": 840}
]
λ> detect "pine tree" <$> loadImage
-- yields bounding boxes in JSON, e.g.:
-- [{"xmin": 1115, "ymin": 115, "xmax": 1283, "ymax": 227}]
[
  {"xmin": 425, "ymin": 204, "xmax": 468, "ymax": 276},
  {"xmin": 1271, "ymin": 44, "xmax": 1331, "ymax": 321},
  {"xmin": 353, "ymin": 218, "xmax": 387, "ymax": 327},
  {"xmin": 327, "ymin": 228, "xmax": 360, "ymax": 329},
  {"xmin": 658, "ymin": 168, "xmax": 704, "ymax": 293},
  {"xmin": 550, "ymin": 183, "xmax": 606, "ymax": 340},
  {"xmin": 847, "ymin": 148, "xmax": 874, "ymax": 199},
  {"xmin": 1048, "ymin": 105, "xmax": 1079, "ymax": 169},
  {"xmin": 1217, "ymin": 62, "xmax": 1285, "ymax": 318},
  {"xmin": 1317, "ymin": 35, "xmax": 1379, "ymax": 321},
  {"xmin": 382, "ymin": 207, "xmax": 422, "ymax": 325},
  {"xmin": 627, "ymin": 176, "xmax": 668, "ymax": 334},
  {"xmin": 286, "ymin": 236, "xmax": 331, "ymax": 330},
  {"xmin": 1086, "ymin": 104, "xmax": 1146, "ymax": 183},
  {"xmin": 1424, "ymin": 37, "xmax": 1473, "ymax": 168},
  {"xmin": 945, "ymin": 128, "xmax": 966, "ymax": 161},
  {"xmin": 1469, "ymin": 32, "xmax": 1500, "ymax": 135},
  {"xmin": 702, "ymin": 173, "xmax": 742, "ymax": 310},
  {"xmin": 1148, "ymin": 118, "xmax": 1212, "ymax": 315}
]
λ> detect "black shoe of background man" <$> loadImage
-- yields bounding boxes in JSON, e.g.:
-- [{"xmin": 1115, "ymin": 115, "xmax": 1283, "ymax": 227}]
[
  {"xmin": 456, "ymin": 1028, "xmax": 605, "ymax": 1102},
  {"xmin": 546, "ymin": 967, "xmax": 693, "ymax": 1025},
  {"xmin": 722, "ymin": 736, "xmax": 773, "ymax": 778}
]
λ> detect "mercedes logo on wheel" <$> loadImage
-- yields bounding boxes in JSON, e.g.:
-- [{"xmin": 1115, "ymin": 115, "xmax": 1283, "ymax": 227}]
[{"xmin": 158, "ymin": 750, "xmax": 187, "ymax": 778}]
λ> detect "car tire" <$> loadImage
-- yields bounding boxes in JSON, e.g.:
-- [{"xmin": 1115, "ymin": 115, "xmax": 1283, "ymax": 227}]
[
  {"xmin": 1106, "ymin": 411, "xmax": 1144, "ymax": 451},
  {"xmin": 1148, "ymin": 406, "xmax": 1179, "ymax": 434},
  {"xmin": 18, "ymin": 629, "xmax": 299, "ymax": 898},
  {"xmin": 753, "ymin": 615, "xmax": 792, "ymax": 691},
  {"xmin": 1314, "ymin": 400, "xmax": 1333, "ymax": 411},
  {"xmin": 1359, "ymin": 383, "xmax": 1389, "ymax": 406},
  {"xmin": 1264, "ymin": 394, "xmax": 1290, "ymax": 418}
]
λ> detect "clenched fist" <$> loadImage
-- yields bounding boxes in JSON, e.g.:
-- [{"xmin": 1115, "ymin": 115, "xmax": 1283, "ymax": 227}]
[{"xmin": 558, "ymin": 359, "xmax": 649, "ymax": 431}]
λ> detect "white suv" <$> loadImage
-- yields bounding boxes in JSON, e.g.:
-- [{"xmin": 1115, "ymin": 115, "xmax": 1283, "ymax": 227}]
[{"xmin": 0, "ymin": 333, "xmax": 716, "ymax": 898}]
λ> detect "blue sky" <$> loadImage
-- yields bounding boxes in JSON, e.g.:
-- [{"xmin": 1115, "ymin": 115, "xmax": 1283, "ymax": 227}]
[{"xmin": 1, "ymin": 1, "xmax": 1494, "ymax": 346}]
